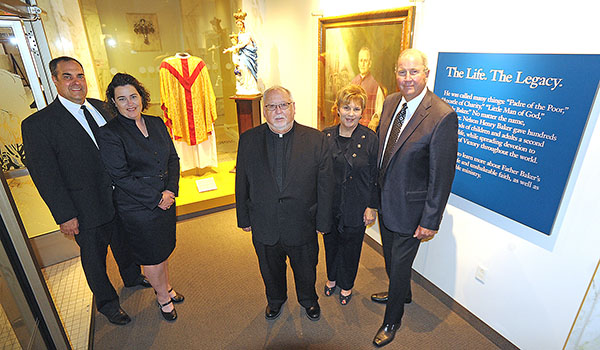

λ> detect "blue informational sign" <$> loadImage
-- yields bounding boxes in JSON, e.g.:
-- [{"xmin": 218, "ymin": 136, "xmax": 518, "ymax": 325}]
[{"xmin": 433, "ymin": 53, "xmax": 600, "ymax": 235}]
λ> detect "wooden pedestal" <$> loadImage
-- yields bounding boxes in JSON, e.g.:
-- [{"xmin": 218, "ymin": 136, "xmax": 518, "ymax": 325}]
[{"xmin": 230, "ymin": 94, "xmax": 262, "ymax": 134}]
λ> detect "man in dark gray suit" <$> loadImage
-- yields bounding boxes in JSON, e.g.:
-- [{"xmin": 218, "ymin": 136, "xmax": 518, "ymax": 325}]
[
  {"xmin": 370, "ymin": 49, "xmax": 458, "ymax": 347},
  {"xmin": 21, "ymin": 56, "xmax": 149, "ymax": 325},
  {"xmin": 236, "ymin": 86, "xmax": 333, "ymax": 321}
]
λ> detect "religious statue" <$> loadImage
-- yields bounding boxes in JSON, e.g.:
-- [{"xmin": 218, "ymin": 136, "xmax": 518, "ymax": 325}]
[{"xmin": 223, "ymin": 9, "xmax": 259, "ymax": 95}]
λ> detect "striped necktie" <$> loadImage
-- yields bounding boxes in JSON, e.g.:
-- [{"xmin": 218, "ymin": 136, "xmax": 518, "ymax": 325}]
[{"xmin": 380, "ymin": 102, "xmax": 407, "ymax": 173}]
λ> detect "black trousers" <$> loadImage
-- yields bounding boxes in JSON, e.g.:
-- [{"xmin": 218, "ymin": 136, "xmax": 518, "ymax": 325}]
[
  {"xmin": 74, "ymin": 216, "xmax": 140, "ymax": 315},
  {"xmin": 322, "ymin": 223, "xmax": 365, "ymax": 290},
  {"xmin": 252, "ymin": 236, "xmax": 319, "ymax": 309},
  {"xmin": 379, "ymin": 214, "xmax": 421, "ymax": 325}
]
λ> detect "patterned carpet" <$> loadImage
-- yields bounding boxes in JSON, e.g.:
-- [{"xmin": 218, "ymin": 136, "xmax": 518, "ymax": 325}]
[{"xmin": 95, "ymin": 208, "xmax": 504, "ymax": 350}]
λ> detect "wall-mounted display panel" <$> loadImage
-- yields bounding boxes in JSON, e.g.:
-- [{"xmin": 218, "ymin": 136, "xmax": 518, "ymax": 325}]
[{"xmin": 434, "ymin": 52, "xmax": 600, "ymax": 234}]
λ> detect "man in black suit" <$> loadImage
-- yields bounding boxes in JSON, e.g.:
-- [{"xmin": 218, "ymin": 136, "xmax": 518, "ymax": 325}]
[
  {"xmin": 21, "ymin": 56, "xmax": 149, "ymax": 325},
  {"xmin": 370, "ymin": 49, "xmax": 458, "ymax": 347},
  {"xmin": 236, "ymin": 86, "xmax": 333, "ymax": 321}
]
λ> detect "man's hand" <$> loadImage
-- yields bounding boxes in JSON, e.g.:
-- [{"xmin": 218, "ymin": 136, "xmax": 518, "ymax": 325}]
[
  {"xmin": 363, "ymin": 207, "xmax": 376, "ymax": 226},
  {"xmin": 242, "ymin": 226, "xmax": 252, "ymax": 232},
  {"xmin": 60, "ymin": 217, "xmax": 79, "ymax": 235},
  {"xmin": 413, "ymin": 225, "xmax": 437, "ymax": 241}
]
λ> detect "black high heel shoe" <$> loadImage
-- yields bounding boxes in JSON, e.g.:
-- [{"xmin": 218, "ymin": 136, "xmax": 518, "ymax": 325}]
[
  {"xmin": 168, "ymin": 288, "xmax": 185, "ymax": 303},
  {"xmin": 157, "ymin": 299, "xmax": 177, "ymax": 321},
  {"xmin": 339, "ymin": 291, "xmax": 352, "ymax": 305},
  {"xmin": 154, "ymin": 288, "xmax": 185, "ymax": 303}
]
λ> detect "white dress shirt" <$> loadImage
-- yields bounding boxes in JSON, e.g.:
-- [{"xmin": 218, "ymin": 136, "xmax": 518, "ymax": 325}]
[{"xmin": 58, "ymin": 95, "xmax": 107, "ymax": 147}]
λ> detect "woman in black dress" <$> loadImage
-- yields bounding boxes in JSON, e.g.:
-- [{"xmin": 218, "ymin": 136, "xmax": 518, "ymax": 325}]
[
  {"xmin": 98, "ymin": 73, "xmax": 183, "ymax": 321},
  {"xmin": 322, "ymin": 84, "xmax": 378, "ymax": 305}
]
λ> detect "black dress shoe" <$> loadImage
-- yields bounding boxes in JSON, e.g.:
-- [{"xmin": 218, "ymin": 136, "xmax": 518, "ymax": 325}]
[
  {"xmin": 373, "ymin": 323, "xmax": 400, "ymax": 347},
  {"xmin": 305, "ymin": 304, "xmax": 320, "ymax": 321},
  {"xmin": 265, "ymin": 305, "xmax": 282, "ymax": 320},
  {"xmin": 371, "ymin": 292, "xmax": 412, "ymax": 304},
  {"xmin": 104, "ymin": 307, "xmax": 131, "ymax": 325},
  {"xmin": 157, "ymin": 299, "xmax": 177, "ymax": 321},
  {"xmin": 371, "ymin": 292, "xmax": 388, "ymax": 303},
  {"xmin": 125, "ymin": 275, "xmax": 152, "ymax": 288}
]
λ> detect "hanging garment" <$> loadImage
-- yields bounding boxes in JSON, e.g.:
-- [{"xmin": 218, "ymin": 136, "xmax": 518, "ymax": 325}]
[
  {"xmin": 159, "ymin": 55, "xmax": 218, "ymax": 145},
  {"xmin": 160, "ymin": 54, "xmax": 219, "ymax": 169}
]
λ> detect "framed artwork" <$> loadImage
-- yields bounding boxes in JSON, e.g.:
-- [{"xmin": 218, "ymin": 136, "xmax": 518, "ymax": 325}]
[
  {"xmin": 317, "ymin": 7, "xmax": 415, "ymax": 129},
  {"xmin": 126, "ymin": 13, "xmax": 162, "ymax": 52}
]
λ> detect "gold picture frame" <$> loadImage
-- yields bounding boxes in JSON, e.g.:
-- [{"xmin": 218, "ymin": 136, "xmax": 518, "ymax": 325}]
[{"xmin": 317, "ymin": 7, "xmax": 415, "ymax": 129}]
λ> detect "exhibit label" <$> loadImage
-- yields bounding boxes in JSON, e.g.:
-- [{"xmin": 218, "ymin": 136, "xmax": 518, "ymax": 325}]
[{"xmin": 433, "ymin": 53, "xmax": 600, "ymax": 234}]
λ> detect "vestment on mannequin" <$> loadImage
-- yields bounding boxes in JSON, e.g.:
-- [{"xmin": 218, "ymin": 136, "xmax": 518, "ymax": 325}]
[{"xmin": 159, "ymin": 53, "xmax": 218, "ymax": 145}]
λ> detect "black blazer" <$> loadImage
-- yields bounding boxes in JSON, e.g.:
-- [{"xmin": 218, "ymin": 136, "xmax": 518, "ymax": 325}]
[
  {"xmin": 235, "ymin": 122, "xmax": 334, "ymax": 246},
  {"xmin": 323, "ymin": 124, "xmax": 378, "ymax": 228},
  {"xmin": 97, "ymin": 114, "xmax": 180, "ymax": 211},
  {"xmin": 377, "ymin": 90, "xmax": 458, "ymax": 233},
  {"xmin": 21, "ymin": 98, "xmax": 115, "ymax": 229}
]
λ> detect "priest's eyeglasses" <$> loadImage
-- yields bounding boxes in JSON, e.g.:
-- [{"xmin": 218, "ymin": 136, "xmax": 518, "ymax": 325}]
[{"xmin": 265, "ymin": 102, "xmax": 293, "ymax": 111}]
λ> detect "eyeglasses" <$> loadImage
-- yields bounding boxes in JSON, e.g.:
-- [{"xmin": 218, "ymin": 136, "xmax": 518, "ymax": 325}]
[
  {"xmin": 265, "ymin": 102, "xmax": 293, "ymax": 112},
  {"xmin": 395, "ymin": 68, "xmax": 428, "ymax": 77}
]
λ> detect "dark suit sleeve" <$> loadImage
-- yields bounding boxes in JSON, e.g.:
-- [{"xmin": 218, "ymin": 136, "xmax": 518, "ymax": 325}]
[
  {"xmin": 97, "ymin": 125, "xmax": 162, "ymax": 210},
  {"xmin": 315, "ymin": 133, "xmax": 334, "ymax": 233},
  {"xmin": 21, "ymin": 118, "xmax": 78, "ymax": 225},
  {"xmin": 420, "ymin": 110, "xmax": 458, "ymax": 230},
  {"xmin": 235, "ymin": 132, "xmax": 251, "ymax": 228},
  {"xmin": 161, "ymin": 121, "xmax": 180, "ymax": 196}
]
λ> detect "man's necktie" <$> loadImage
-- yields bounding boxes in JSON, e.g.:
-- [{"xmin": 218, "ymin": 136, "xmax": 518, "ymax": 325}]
[
  {"xmin": 81, "ymin": 105, "xmax": 100, "ymax": 140},
  {"xmin": 380, "ymin": 102, "xmax": 408, "ymax": 173}
]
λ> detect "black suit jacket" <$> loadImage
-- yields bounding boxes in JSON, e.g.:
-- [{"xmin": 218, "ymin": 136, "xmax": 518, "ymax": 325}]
[
  {"xmin": 21, "ymin": 97, "xmax": 115, "ymax": 229},
  {"xmin": 323, "ymin": 124, "xmax": 378, "ymax": 228},
  {"xmin": 377, "ymin": 90, "xmax": 458, "ymax": 233},
  {"xmin": 97, "ymin": 114, "xmax": 180, "ymax": 211},
  {"xmin": 236, "ymin": 122, "xmax": 334, "ymax": 246}
]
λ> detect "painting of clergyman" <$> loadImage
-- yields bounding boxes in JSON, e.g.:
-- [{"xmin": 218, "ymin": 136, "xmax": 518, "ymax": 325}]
[
  {"xmin": 126, "ymin": 13, "xmax": 162, "ymax": 52},
  {"xmin": 318, "ymin": 8, "xmax": 415, "ymax": 130}
]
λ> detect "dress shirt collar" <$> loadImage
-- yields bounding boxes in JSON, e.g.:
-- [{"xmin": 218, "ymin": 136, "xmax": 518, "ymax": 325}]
[
  {"xmin": 58, "ymin": 94, "xmax": 86, "ymax": 116},
  {"xmin": 401, "ymin": 87, "xmax": 428, "ymax": 118},
  {"xmin": 57, "ymin": 95, "xmax": 106, "ymax": 125}
]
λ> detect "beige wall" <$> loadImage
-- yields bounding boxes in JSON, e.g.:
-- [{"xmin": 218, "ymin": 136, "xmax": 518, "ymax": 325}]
[
  {"xmin": 37, "ymin": 0, "xmax": 101, "ymax": 98},
  {"xmin": 250, "ymin": 0, "xmax": 320, "ymax": 127}
]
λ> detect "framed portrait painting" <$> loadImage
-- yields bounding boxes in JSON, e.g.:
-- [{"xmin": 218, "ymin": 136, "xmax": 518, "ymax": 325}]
[{"xmin": 318, "ymin": 7, "xmax": 415, "ymax": 129}]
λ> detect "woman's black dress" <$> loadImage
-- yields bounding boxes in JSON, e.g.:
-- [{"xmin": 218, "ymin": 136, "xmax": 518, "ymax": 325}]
[{"xmin": 98, "ymin": 114, "xmax": 180, "ymax": 265}]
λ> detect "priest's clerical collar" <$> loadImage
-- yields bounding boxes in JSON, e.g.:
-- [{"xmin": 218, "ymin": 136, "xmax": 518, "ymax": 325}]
[{"xmin": 267, "ymin": 122, "xmax": 295, "ymax": 137}]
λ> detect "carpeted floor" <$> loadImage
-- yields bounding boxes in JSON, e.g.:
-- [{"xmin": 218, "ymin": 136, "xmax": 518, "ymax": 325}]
[{"xmin": 95, "ymin": 208, "xmax": 502, "ymax": 350}]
